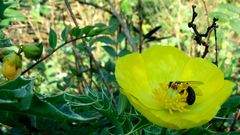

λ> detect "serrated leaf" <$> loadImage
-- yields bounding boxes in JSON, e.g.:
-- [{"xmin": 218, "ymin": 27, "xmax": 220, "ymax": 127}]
[
  {"xmin": 65, "ymin": 93, "xmax": 98, "ymax": 106},
  {"xmin": 49, "ymin": 28, "xmax": 57, "ymax": 49},
  {"xmin": 0, "ymin": 77, "xmax": 34, "ymax": 110},
  {"xmin": 102, "ymin": 45, "xmax": 117, "ymax": 57},
  {"xmin": 0, "ymin": 78, "xmax": 99, "ymax": 122},
  {"xmin": 61, "ymin": 26, "xmax": 69, "ymax": 42},
  {"xmin": 131, "ymin": 116, "xmax": 150, "ymax": 133},
  {"xmin": 27, "ymin": 95, "xmax": 96, "ymax": 122}
]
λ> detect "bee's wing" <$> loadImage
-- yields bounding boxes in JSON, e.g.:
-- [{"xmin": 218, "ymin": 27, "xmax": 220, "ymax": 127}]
[
  {"xmin": 184, "ymin": 81, "xmax": 204, "ymax": 85},
  {"xmin": 191, "ymin": 86, "xmax": 203, "ymax": 96},
  {"xmin": 187, "ymin": 81, "xmax": 203, "ymax": 96}
]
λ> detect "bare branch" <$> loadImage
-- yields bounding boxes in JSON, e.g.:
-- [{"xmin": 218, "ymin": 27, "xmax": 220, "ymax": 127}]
[
  {"xmin": 65, "ymin": 0, "xmax": 113, "ymax": 97},
  {"xmin": 107, "ymin": 0, "xmax": 138, "ymax": 52},
  {"xmin": 138, "ymin": 0, "xmax": 143, "ymax": 53},
  {"xmin": 65, "ymin": 0, "xmax": 84, "ymax": 91},
  {"xmin": 188, "ymin": 5, "xmax": 218, "ymax": 58}
]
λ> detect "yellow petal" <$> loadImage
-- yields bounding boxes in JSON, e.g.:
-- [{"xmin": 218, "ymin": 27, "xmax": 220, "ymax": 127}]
[
  {"xmin": 129, "ymin": 80, "xmax": 234, "ymax": 129},
  {"xmin": 180, "ymin": 58, "xmax": 224, "ymax": 106},
  {"xmin": 115, "ymin": 53, "xmax": 161, "ymax": 109},
  {"xmin": 141, "ymin": 46, "xmax": 189, "ymax": 89},
  {"xmin": 115, "ymin": 45, "xmax": 234, "ymax": 129}
]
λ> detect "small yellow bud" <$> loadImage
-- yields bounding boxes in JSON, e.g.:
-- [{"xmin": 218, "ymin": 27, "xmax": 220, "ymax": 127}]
[{"xmin": 2, "ymin": 53, "xmax": 22, "ymax": 80}]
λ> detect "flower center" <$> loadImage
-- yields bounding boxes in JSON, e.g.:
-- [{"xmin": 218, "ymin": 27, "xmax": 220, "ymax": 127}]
[{"xmin": 154, "ymin": 82, "xmax": 191, "ymax": 114}]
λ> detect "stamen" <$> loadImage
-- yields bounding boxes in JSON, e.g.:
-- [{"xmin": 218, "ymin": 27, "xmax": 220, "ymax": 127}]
[{"xmin": 154, "ymin": 83, "xmax": 190, "ymax": 113}]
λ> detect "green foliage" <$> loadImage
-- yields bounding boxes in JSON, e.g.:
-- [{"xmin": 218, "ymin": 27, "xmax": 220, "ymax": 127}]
[
  {"xmin": 0, "ymin": 1, "xmax": 11, "ymax": 19},
  {"xmin": 71, "ymin": 26, "xmax": 83, "ymax": 38},
  {"xmin": 61, "ymin": 26, "xmax": 69, "ymax": 42},
  {"xmin": 49, "ymin": 28, "xmax": 57, "ymax": 49}
]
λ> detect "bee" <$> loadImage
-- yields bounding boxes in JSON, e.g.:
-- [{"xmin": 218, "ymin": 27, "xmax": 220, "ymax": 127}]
[{"xmin": 168, "ymin": 81, "xmax": 203, "ymax": 105}]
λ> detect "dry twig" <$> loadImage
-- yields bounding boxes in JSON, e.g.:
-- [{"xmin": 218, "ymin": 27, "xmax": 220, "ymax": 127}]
[
  {"xmin": 188, "ymin": 5, "xmax": 218, "ymax": 58},
  {"xmin": 138, "ymin": 0, "xmax": 143, "ymax": 53}
]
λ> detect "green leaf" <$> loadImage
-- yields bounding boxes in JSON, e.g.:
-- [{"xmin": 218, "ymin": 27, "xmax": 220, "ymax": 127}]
[
  {"xmin": 64, "ymin": 93, "xmax": 98, "ymax": 106},
  {"xmin": 0, "ymin": 1, "xmax": 11, "ymax": 19},
  {"xmin": 218, "ymin": 3, "xmax": 240, "ymax": 15},
  {"xmin": 4, "ymin": 8, "xmax": 26, "ymax": 21},
  {"xmin": 208, "ymin": 12, "xmax": 229, "ymax": 22},
  {"xmin": 82, "ymin": 25, "xmax": 95, "ymax": 35},
  {"xmin": 108, "ymin": 16, "xmax": 119, "ymax": 34},
  {"xmin": 0, "ymin": 38, "xmax": 11, "ymax": 48},
  {"xmin": 0, "ymin": 77, "xmax": 34, "ymax": 110},
  {"xmin": 144, "ymin": 26, "xmax": 161, "ymax": 39},
  {"xmin": 88, "ymin": 26, "xmax": 109, "ymax": 37},
  {"xmin": 217, "ymin": 95, "xmax": 240, "ymax": 116},
  {"xmin": 61, "ymin": 26, "xmax": 69, "ymax": 42},
  {"xmin": 180, "ymin": 127, "xmax": 213, "ymax": 135},
  {"xmin": 0, "ymin": 18, "xmax": 10, "ymax": 28},
  {"xmin": 117, "ymin": 94, "xmax": 128, "ymax": 115},
  {"xmin": 90, "ymin": 36, "xmax": 116, "ymax": 46},
  {"xmin": 0, "ymin": 30, "xmax": 4, "ymax": 39},
  {"xmin": 102, "ymin": 45, "xmax": 117, "ymax": 57},
  {"xmin": 0, "ymin": 78, "xmax": 99, "ymax": 122},
  {"xmin": 118, "ymin": 49, "xmax": 131, "ymax": 57},
  {"xmin": 27, "ymin": 95, "xmax": 96, "ymax": 122},
  {"xmin": 49, "ymin": 28, "xmax": 57, "ymax": 49},
  {"xmin": 129, "ymin": 116, "xmax": 150, "ymax": 134},
  {"xmin": 71, "ymin": 26, "xmax": 82, "ymax": 38},
  {"xmin": 230, "ymin": 19, "xmax": 240, "ymax": 35},
  {"xmin": 117, "ymin": 32, "xmax": 125, "ymax": 43}
]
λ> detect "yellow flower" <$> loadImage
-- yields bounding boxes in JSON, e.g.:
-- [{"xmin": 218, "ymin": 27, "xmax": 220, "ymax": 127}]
[
  {"xmin": 2, "ymin": 53, "xmax": 22, "ymax": 80},
  {"xmin": 115, "ymin": 46, "xmax": 234, "ymax": 129}
]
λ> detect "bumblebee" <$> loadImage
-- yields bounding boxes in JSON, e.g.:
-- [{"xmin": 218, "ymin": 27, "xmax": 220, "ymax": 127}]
[{"xmin": 168, "ymin": 81, "xmax": 203, "ymax": 105}]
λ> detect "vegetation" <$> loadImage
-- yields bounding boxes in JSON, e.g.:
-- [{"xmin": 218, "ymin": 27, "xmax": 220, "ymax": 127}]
[{"xmin": 0, "ymin": 0, "xmax": 239, "ymax": 134}]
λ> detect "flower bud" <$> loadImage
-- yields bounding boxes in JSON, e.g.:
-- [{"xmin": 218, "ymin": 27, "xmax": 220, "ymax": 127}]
[
  {"xmin": 22, "ymin": 44, "xmax": 43, "ymax": 60},
  {"xmin": 2, "ymin": 53, "xmax": 22, "ymax": 80}
]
